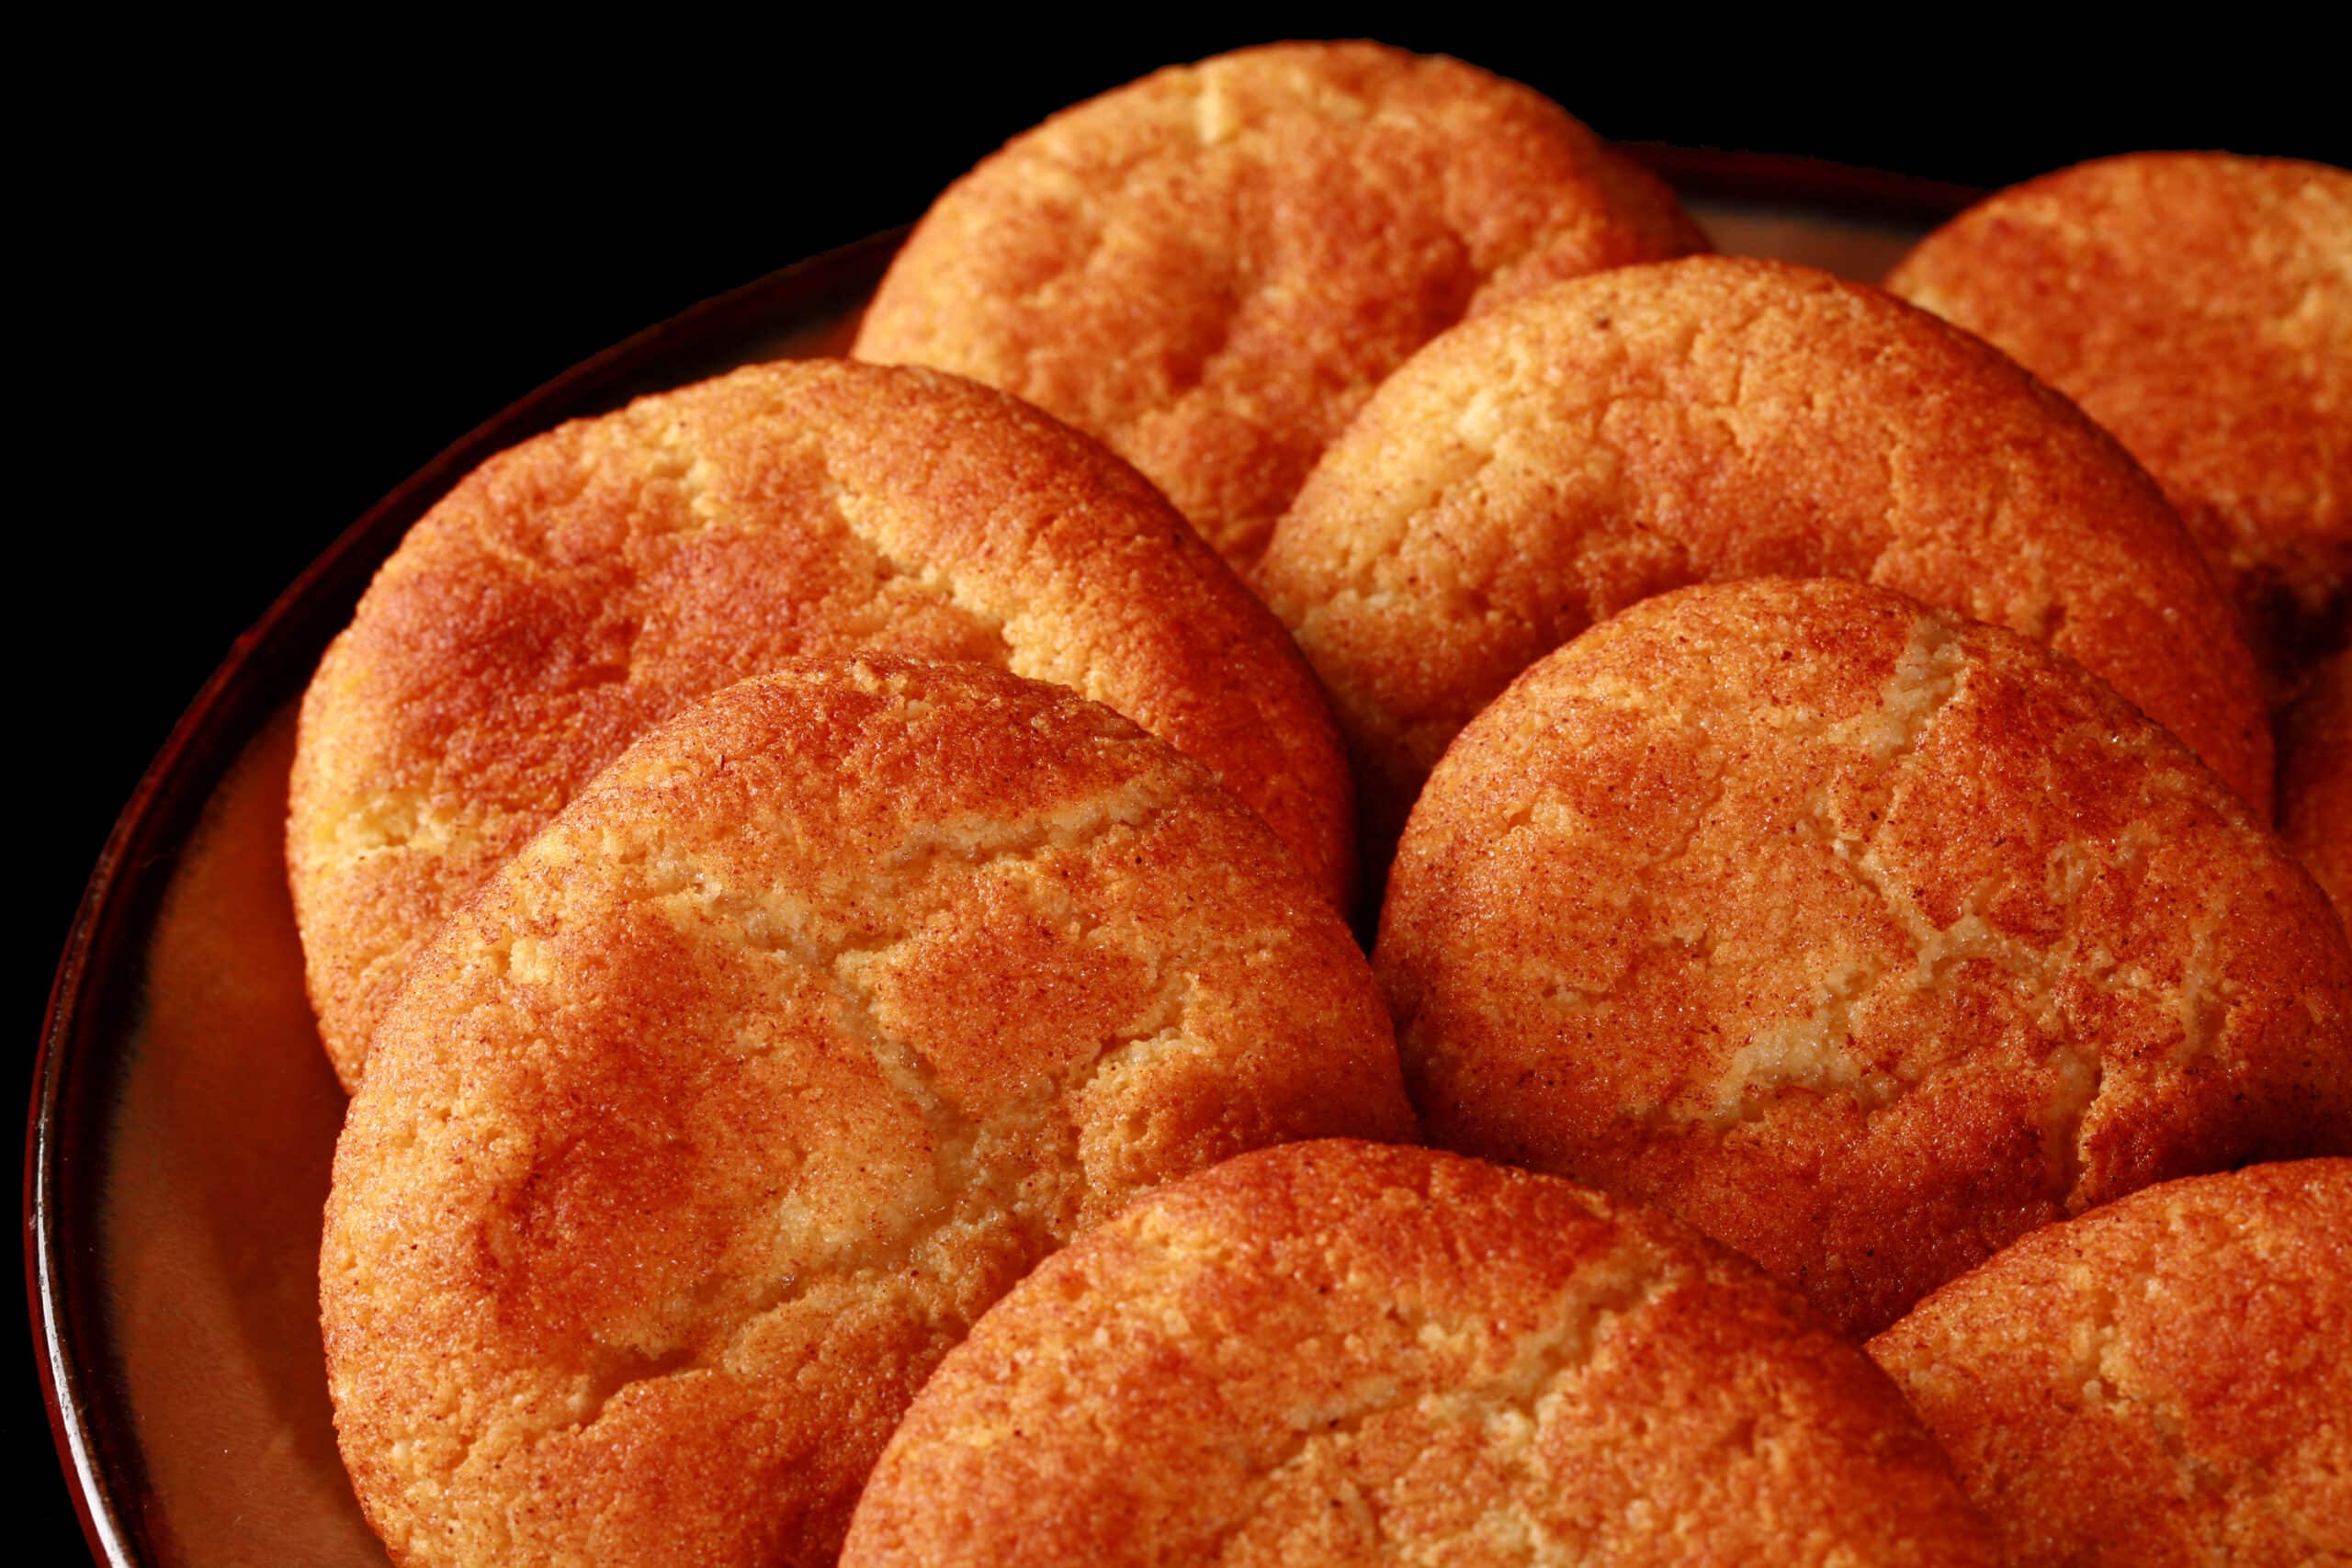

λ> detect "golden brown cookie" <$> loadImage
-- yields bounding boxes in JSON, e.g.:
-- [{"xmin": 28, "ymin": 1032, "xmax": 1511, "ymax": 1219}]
[
  {"xmin": 1871, "ymin": 1159, "xmax": 2352, "ymax": 1567},
  {"xmin": 1377, "ymin": 577, "xmax": 2351, "ymax": 1337},
  {"xmin": 321, "ymin": 659, "xmax": 1416, "ymax": 1568},
  {"xmin": 1887, "ymin": 153, "xmax": 2352, "ymax": 688},
  {"xmin": 290, "ymin": 359, "xmax": 1355, "ymax": 1089},
  {"xmin": 853, "ymin": 41, "xmax": 1705, "ymax": 574},
  {"xmin": 1259, "ymin": 254, "xmax": 2272, "ymax": 867},
  {"xmin": 2280, "ymin": 649, "xmax": 2352, "ymax": 923},
  {"xmin": 842, "ymin": 1139, "xmax": 1994, "ymax": 1568}
]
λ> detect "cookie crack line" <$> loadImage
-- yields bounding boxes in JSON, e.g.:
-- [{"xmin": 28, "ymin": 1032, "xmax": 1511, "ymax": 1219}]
[
  {"xmin": 1780, "ymin": 806, "xmax": 2228, "ymax": 1172},
  {"xmin": 1668, "ymin": 625, "xmax": 2221, "ymax": 1190},
  {"xmin": 2069, "ymin": 1267, "xmax": 2243, "ymax": 1551},
  {"xmin": 1511, "ymin": 619, "xmax": 1967, "ymax": 1122},
  {"xmin": 817, "ymin": 451, "xmax": 1019, "ymax": 665},
  {"xmin": 552, "ymin": 775, "xmax": 1206, "ymax": 1426},
  {"xmin": 1171, "ymin": 1228, "xmax": 1685, "ymax": 1560},
  {"xmin": 1786, "ymin": 812, "xmax": 2120, "ymax": 1168}
]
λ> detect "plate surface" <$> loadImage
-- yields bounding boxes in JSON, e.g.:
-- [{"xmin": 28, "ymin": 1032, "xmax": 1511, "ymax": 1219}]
[{"xmin": 29, "ymin": 152, "xmax": 1972, "ymax": 1568}]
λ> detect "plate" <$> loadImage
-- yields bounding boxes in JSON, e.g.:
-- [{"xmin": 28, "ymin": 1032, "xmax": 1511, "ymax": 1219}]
[{"xmin": 28, "ymin": 149, "xmax": 1974, "ymax": 1567}]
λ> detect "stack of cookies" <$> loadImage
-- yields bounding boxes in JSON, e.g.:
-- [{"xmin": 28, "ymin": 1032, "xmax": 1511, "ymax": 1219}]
[{"xmin": 296, "ymin": 41, "xmax": 2351, "ymax": 1568}]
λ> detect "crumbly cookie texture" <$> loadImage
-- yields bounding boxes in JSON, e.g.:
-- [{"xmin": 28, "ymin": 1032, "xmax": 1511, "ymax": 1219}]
[
  {"xmin": 2279, "ymin": 649, "xmax": 2351, "ymax": 925},
  {"xmin": 1377, "ymin": 577, "xmax": 2351, "ymax": 1337},
  {"xmin": 844, "ymin": 1140, "xmax": 1994, "ymax": 1567},
  {"xmin": 290, "ymin": 359, "xmax": 1355, "ymax": 1089},
  {"xmin": 1871, "ymin": 1159, "xmax": 2352, "ymax": 1568},
  {"xmin": 854, "ymin": 40, "xmax": 1704, "ymax": 575},
  {"xmin": 321, "ymin": 660, "xmax": 1414, "ymax": 1568},
  {"xmin": 1259, "ymin": 254, "xmax": 2271, "ymax": 863},
  {"xmin": 1888, "ymin": 153, "xmax": 2352, "ymax": 690}
]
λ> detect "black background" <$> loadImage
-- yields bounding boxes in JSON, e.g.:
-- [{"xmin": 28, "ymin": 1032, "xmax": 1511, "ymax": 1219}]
[{"xmin": 24, "ymin": 26, "xmax": 2346, "ymax": 1561}]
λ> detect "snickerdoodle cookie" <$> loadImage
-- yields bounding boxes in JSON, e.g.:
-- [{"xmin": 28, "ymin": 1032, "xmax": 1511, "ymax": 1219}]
[
  {"xmin": 1377, "ymin": 578, "xmax": 2349, "ymax": 1336},
  {"xmin": 321, "ymin": 660, "xmax": 1415, "ymax": 1568},
  {"xmin": 843, "ymin": 1140, "xmax": 1993, "ymax": 1567},
  {"xmin": 1888, "ymin": 153, "xmax": 2352, "ymax": 687},
  {"xmin": 2280, "ymin": 649, "xmax": 2351, "ymax": 923},
  {"xmin": 1871, "ymin": 1159, "xmax": 2351, "ymax": 1567},
  {"xmin": 291, "ymin": 359, "xmax": 1354, "ymax": 1089},
  {"xmin": 1259, "ymin": 255, "xmax": 2270, "ymax": 861},
  {"xmin": 853, "ymin": 40, "xmax": 1705, "ymax": 574}
]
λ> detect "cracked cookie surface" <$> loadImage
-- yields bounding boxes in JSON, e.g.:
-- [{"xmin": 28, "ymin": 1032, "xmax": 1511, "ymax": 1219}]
[
  {"xmin": 852, "ymin": 40, "xmax": 1704, "ymax": 576},
  {"xmin": 1887, "ymin": 153, "xmax": 2352, "ymax": 691},
  {"xmin": 842, "ymin": 1140, "xmax": 1993, "ymax": 1567},
  {"xmin": 1871, "ymin": 1159, "xmax": 2352, "ymax": 1567},
  {"xmin": 1258, "ymin": 255, "xmax": 2270, "ymax": 865},
  {"xmin": 290, "ymin": 359, "xmax": 1356, "ymax": 1089},
  {"xmin": 319, "ymin": 660, "xmax": 1415, "ymax": 1568},
  {"xmin": 1376, "ymin": 578, "xmax": 2350, "ymax": 1336}
]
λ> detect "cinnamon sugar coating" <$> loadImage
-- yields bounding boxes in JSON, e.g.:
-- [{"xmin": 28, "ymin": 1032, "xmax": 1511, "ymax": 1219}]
[
  {"xmin": 320, "ymin": 660, "xmax": 1413, "ymax": 1568},
  {"xmin": 1260, "ymin": 255, "xmax": 2270, "ymax": 864},
  {"xmin": 1871, "ymin": 1160, "xmax": 2352, "ymax": 1567},
  {"xmin": 1889, "ymin": 153, "xmax": 2352, "ymax": 688},
  {"xmin": 845, "ymin": 1141, "xmax": 1992, "ymax": 1567},
  {"xmin": 290, "ymin": 360, "xmax": 1353, "ymax": 1088},
  {"xmin": 854, "ymin": 40, "xmax": 1704, "ymax": 574},
  {"xmin": 1377, "ymin": 578, "xmax": 2349, "ymax": 1335}
]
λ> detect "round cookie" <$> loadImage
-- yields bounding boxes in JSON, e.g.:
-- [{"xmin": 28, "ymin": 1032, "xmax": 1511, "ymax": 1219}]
[
  {"xmin": 1377, "ymin": 577, "xmax": 2351, "ymax": 1337},
  {"xmin": 1871, "ymin": 1159, "xmax": 2352, "ymax": 1567},
  {"xmin": 1887, "ymin": 153, "xmax": 2352, "ymax": 688},
  {"xmin": 843, "ymin": 1140, "xmax": 1995, "ymax": 1567},
  {"xmin": 291, "ymin": 358, "xmax": 1357, "ymax": 1089},
  {"xmin": 1259, "ymin": 254, "xmax": 2272, "ymax": 864},
  {"xmin": 321, "ymin": 659, "xmax": 1417, "ymax": 1568},
  {"xmin": 853, "ymin": 40, "xmax": 1705, "ymax": 575},
  {"xmin": 2280, "ymin": 649, "xmax": 2352, "ymax": 923}
]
